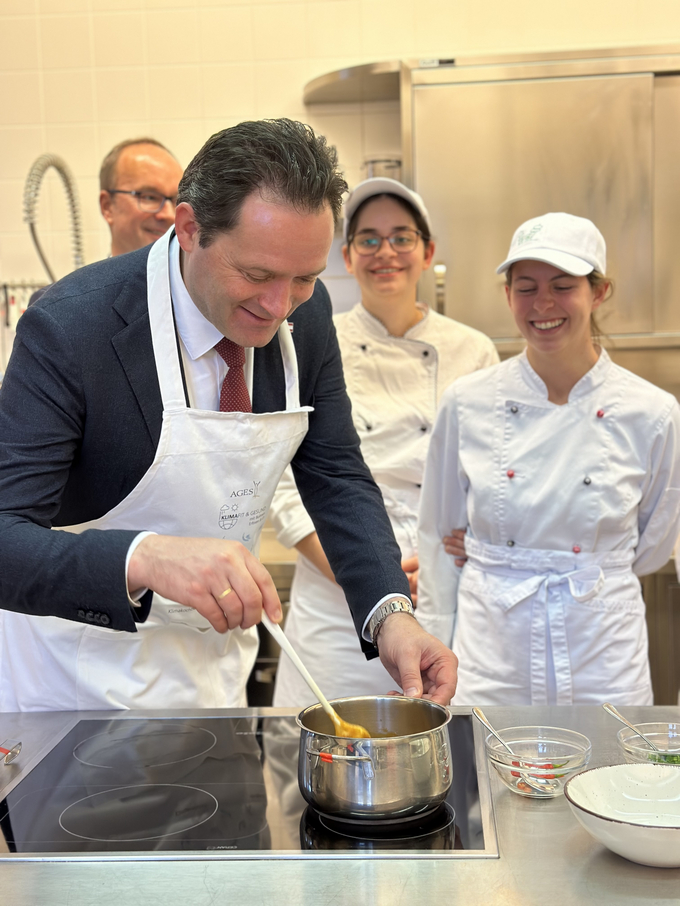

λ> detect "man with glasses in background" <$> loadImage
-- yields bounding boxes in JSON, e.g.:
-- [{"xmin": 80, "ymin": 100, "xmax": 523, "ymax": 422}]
[
  {"xmin": 99, "ymin": 138, "xmax": 183, "ymax": 257},
  {"xmin": 29, "ymin": 138, "xmax": 182, "ymax": 307}
]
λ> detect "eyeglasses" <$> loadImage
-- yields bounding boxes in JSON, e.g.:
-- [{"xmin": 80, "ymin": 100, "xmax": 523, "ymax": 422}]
[
  {"xmin": 107, "ymin": 189, "xmax": 177, "ymax": 213},
  {"xmin": 350, "ymin": 228, "xmax": 423, "ymax": 256}
]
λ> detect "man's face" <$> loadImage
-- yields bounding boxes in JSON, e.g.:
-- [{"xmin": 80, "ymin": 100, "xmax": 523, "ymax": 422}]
[
  {"xmin": 100, "ymin": 144, "xmax": 183, "ymax": 256},
  {"xmin": 175, "ymin": 193, "xmax": 335, "ymax": 347}
]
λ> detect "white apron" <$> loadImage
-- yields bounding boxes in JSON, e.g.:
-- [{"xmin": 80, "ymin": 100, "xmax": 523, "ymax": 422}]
[
  {"xmin": 453, "ymin": 537, "xmax": 653, "ymax": 707},
  {"xmin": 272, "ymin": 482, "xmax": 416, "ymax": 706},
  {"xmin": 0, "ymin": 228, "xmax": 311, "ymax": 711}
]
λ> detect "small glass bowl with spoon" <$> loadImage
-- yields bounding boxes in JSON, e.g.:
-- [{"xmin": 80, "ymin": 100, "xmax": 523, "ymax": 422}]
[
  {"xmin": 473, "ymin": 708, "xmax": 592, "ymax": 798},
  {"xmin": 602, "ymin": 702, "xmax": 680, "ymax": 766}
]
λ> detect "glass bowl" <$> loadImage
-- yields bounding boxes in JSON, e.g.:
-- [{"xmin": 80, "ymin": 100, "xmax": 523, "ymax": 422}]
[
  {"xmin": 484, "ymin": 725, "xmax": 592, "ymax": 798},
  {"xmin": 617, "ymin": 722, "xmax": 680, "ymax": 765}
]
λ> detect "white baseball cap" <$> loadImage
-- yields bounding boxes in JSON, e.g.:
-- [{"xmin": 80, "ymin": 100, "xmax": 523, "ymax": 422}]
[
  {"xmin": 343, "ymin": 177, "xmax": 432, "ymax": 241},
  {"xmin": 496, "ymin": 212, "xmax": 606, "ymax": 276}
]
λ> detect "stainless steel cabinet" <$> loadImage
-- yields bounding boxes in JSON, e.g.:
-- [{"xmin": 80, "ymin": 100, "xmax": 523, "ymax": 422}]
[{"xmin": 411, "ymin": 73, "xmax": 654, "ymax": 340}]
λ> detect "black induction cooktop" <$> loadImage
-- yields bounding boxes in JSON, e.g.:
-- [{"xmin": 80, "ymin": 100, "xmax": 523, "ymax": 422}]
[{"xmin": 0, "ymin": 713, "xmax": 497, "ymax": 860}]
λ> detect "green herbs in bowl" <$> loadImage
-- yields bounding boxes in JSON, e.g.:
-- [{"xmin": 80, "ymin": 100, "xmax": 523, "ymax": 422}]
[{"xmin": 617, "ymin": 722, "xmax": 680, "ymax": 765}]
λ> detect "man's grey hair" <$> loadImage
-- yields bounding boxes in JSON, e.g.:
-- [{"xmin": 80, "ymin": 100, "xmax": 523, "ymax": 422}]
[{"xmin": 177, "ymin": 119, "xmax": 347, "ymax": 247}]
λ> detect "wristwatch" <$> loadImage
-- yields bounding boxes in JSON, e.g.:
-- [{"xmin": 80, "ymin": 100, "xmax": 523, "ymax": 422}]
[{"xmin": 368, "ymin": 598, "xmax": 415, "ymax": 648}]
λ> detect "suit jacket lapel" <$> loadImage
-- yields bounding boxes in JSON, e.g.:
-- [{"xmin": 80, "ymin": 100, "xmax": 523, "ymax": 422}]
[{"xmin": 111, "ymin": 251, "xmax": 163, "ymax": 447}]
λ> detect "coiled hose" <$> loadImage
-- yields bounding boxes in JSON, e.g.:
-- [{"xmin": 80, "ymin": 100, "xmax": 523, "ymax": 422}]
[{"xmin": 23, "ymin": 153, "xmax": 85, "ymax": 283}]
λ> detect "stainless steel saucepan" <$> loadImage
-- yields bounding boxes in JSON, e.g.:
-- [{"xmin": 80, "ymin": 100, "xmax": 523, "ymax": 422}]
[{"xmin": 297, "ymin": 695, "xmax": 452, "ymax": 821}]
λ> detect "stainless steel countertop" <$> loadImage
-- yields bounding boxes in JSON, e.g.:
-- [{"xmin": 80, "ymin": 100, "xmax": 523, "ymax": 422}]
[{"xmin": 1, "ymin": 704, "xmax": 679, "ymax": 904}]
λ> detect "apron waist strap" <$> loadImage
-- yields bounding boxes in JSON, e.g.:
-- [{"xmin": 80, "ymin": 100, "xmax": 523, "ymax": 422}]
[{"xmin": 462, "ymin": 539, "xmax": 636, "ymax": 706}]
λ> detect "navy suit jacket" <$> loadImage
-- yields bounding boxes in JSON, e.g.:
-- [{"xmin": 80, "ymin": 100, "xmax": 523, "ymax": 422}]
[{"xmin": 0, "ymin": 246, "xmax": 409, "ymax": 651}]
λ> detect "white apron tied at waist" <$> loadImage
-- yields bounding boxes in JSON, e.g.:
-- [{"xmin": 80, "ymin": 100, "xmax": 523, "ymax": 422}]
[{"xmin": 460, "ymin": 538, "xmax": 636, "ymax": 706}]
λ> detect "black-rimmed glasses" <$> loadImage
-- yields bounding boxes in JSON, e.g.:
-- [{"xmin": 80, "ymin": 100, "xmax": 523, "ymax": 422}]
[
  {"xmin": 106, "ymin": 189, "xmax": 177, "ymax": 213},
  {"xmin": 350, "ymin": 228, "xmax": 423, "ymax": 256}
]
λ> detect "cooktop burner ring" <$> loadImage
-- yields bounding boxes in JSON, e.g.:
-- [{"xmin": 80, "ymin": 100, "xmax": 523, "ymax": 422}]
[
  {"xmin": 58, "ymin": 783, "xmax": 219, "ymax": 843},
  {"xmin": 73, "ymin": 724, "xmax": 217, "ymax": 769},
  {"xmin": 312, "ymin": 803, "xmax": 456, "ymax": 842}
]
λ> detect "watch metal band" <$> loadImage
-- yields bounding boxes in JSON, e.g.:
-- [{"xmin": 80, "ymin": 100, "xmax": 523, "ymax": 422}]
[{"xmin": 368, "ymin": 598, "xmax": 415, "ymax": 647}]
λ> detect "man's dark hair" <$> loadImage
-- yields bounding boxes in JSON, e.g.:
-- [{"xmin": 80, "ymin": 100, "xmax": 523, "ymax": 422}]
[
  {"xmin": 99, "ymin": 137, "xmax": 175, "ymax": 191},
  {"xmin": 177, "ymin": 119, "xmax": 347, "ymax": 247}
]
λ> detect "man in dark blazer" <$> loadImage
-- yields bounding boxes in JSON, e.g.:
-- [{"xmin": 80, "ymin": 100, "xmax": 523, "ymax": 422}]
[{"xmin": 0, "ymin": 119, "xmax": 457, "ymax": 708}]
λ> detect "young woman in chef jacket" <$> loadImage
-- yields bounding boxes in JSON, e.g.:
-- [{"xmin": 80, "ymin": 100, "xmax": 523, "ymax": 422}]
[
  {"xmin": 267, "ymin": 178, "xmax": 499, "ymax": 705},
  {"xmin": 416, "ymin": 212, "xmax": 680, "ymax": 707}
]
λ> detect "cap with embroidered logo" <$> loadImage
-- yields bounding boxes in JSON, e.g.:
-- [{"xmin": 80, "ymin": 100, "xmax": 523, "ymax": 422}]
[{"xmin": 496, "ymin": 212, "xmax": 606, "ymax": 277}]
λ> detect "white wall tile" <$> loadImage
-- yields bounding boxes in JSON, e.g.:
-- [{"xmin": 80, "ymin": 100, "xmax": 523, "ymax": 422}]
[
  {"xmin": 91, "ymin": 0, "xmax": 142, "ymax": 10},
  {"xmin": 254, "ymin": 60, "xmax": 308, "ymax": 117},
  {"xmin": 251, "ymin": 4, "xmax": 308, "ymax": 61},
  {"xmin": 306, "ymin": 1, "xmax": 362, "ymax": 59},
  {"xmin": 199, "ymin": 6, "xmax": 254, "ymax": 63},
  {"xmin": 96, "ymin": 68, "xmax": 149, "ymax": 120},
  {"xmin": 46, "ymin": 124, "xmax": 100, "ymax": 176},
  {"xmin": 39, "ymin": 0, "xmax": 89, "ymax": 12},
  {"xmin": 0, "ymin": 127, "xmax": 44, "ymax": 180},
  {"xmin": 40, "ymin": 15, "xmax": 91, "ymax": 70},
  {"xmin": 0, "ymin": 72, "xmax": 42, "ymax": 126},
  {"xmin": 202, "ymin": 63, "xmax": 256, "ymax": 118},
  {"xmin": 146, "ymin": 8, "xmax": 200, "ymax": 65},
  {"xmin": 0, "ymin": 17, "xmax": 39, "ymax": 71},
  {"xmin": 43, "ymin": 70, "xmax": 95, "ymax": 123},
  {"xmin": 147, "ymin": 65, "xmax": 202, "ymax": 119},
  {"xmin": 92, "ymin": 12, "xmax": 147, "ymax": 67},
  {"xmin": 0, "ymin": 182, "xmax": 25, "ymax": 234}
]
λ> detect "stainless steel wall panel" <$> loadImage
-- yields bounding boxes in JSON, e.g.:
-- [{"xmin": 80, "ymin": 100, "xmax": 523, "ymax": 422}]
[
  {"xmin": 653, "ymin": 75, "xmax": 680, "ymax": 333},
  {"xmin": 411, "ymin": 73, "xmax": 654, "ymax": 340}
]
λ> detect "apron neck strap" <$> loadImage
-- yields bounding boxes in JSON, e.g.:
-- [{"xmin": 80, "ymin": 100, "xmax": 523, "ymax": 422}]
[{"xmin": 147, "ymin": 228, "xmax": 187, "ymax": 410}]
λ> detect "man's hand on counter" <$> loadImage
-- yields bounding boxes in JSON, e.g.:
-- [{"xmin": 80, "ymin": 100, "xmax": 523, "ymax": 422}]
[
  {"xmin": 127, "ymin": 535, "xmax": 283, "ymax": 633},
  {"xmin": 377, "ymin": 612, "xmax": 458, "ymax": 705}
]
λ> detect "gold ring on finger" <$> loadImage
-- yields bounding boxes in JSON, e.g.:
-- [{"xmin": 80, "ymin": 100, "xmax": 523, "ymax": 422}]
[{"xmin": 219, "ymin": 587, "xmax": 232, "ymax": 599}]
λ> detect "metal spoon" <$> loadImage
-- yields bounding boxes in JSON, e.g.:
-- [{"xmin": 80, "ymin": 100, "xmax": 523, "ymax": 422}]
[
  {"xmin": 602, "ymin": 702, "xmax": 662, "ymax": 752},
  {"xmin": 472, "ymin": 707, "xmax": 560, "ymax": 794},
  {"xmin": 260, "ymin": 612, "xmax": 370, "ymax": 739}
]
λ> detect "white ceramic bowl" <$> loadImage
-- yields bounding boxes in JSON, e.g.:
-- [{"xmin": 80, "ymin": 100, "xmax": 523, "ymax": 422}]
[{"xmin": 565, "ymin": 763, "xmax": 680, "ymax": 867}]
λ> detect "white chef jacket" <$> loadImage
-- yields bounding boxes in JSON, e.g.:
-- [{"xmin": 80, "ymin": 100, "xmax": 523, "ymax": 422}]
[
  {"xmin": 269, "ymin": 302, "xmax": 499, "ymax": 704},
  {"xmin": 417, "ymin": 349, "xmax": 680, "ymax": 705}
]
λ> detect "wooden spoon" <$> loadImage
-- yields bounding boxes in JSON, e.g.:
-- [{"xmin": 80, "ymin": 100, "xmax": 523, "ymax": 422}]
[{"xmin": 260, "ymin": 612, "xmax": 370, "ymax": 739}]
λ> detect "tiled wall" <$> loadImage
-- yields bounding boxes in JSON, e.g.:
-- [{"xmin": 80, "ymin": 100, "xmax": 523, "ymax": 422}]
[{"xmin": 1, "ymin": 0, "xmax": 680, "ymax": 286}]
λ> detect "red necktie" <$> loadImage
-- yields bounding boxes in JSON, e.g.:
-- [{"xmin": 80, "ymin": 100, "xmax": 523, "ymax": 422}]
[{"xmin": 214, "ymin": 337, "xmax": 252, "ymax": 412}]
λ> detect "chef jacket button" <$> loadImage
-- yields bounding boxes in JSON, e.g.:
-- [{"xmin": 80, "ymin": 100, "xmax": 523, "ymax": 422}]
[
  {"xmin": 365, "ymin": 424, "xmax": 372, "ymax": 431},
  {"xmin": 100, "ymin": 614, "xmax": 111, "ymax": 626},
  {"xmin": 572, "ymin": 545, "xmax": 581, "ymax": 554},
  {"xmin": 77, "ymin": 609, "xmax": 85, "ymax": 619},
  {"xmin": 597, "ymin": 409, "xmax": 605, "ymax": 418},
  {"xmin": 422, "ymin": 349, "xmax": 429, "ymax": 357},
  {"xmin": 416, "ymin": 483, "xmax": 422, "ymax": 488},
  {"xmin": 360, "ymin": 344, "xmax": 367, "ymax": 351},
  {"xmin": 506, "ymin": 540, "xmax": 515, "ymax": 547},
  {"xmin": 420, "ymin": 425, "xmax": 428, "ymax": 433},
  {"xmin": 583, "ymin": 476, "xmax": 592, "ymax": 485},
  {"xmin": 506, "ymin": 469, "xmax": 515, "ymax": 478},
  {"xmin": 510, "ymin": 406, "xmax": 518, "ymax": 414}
]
